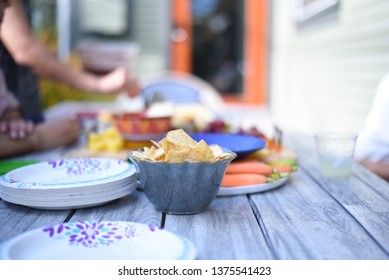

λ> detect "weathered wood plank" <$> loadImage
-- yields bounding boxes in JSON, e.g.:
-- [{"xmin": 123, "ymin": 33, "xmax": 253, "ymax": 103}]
[
  {"xmin": 282, "ymin": 132, "xmax": 389, "ymax": 257},
  {"xmin": 68, "ymin": 190, "xmax": 161, "ymax": 227},
  {"xmin": 0, "ymin": 200, "xmax": 70, "ymax": 244},
  {"xmin": 164, "ymin": 195, "xmax": 274, "ymax": 260},
  {"xmin": 250, "ymin": 168, "xmax": 388, "ymax": 259}
]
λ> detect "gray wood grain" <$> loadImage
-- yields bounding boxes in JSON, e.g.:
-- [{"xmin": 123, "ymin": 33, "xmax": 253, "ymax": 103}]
[
  {"xmin": 0, "ymin": 200, "xmax": 70, "ymax": 244},
  {"xmin": 282, "ymin": 131, "xmax": 389, "ymax": 258},
  {"xmin": 164, "ymin": 195, "xmax": 274, "ymax": 260},
  {"xmin": 68, "ymin": 190, "xmax": 161, "ymax": 227},
  {"xmin": 250, "ymin": 168, "xmax": 388, "ymax": 259}
]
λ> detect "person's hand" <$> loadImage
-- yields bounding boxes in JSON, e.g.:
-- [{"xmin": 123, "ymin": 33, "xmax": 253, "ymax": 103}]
[
  {"xmin": 96, "ymin": 67, "xmax": 141, "ymax": 98},
  {"xmin": 0, "ymin": 119, "xmax": 34, "ymax": 139}
]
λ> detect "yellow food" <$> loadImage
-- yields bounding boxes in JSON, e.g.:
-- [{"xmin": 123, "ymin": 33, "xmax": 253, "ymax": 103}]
[
  {"xmin": 133, "ymin": 129, "xmax": 232, "ymax": 163},
  {"xmin": 88, "ymin": 126, "xmax": 124, "ymax": 152}
]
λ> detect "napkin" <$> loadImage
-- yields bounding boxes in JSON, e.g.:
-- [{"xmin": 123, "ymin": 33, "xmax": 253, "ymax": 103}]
[{"xmin": 0, "ymin": 160, "xmax": 39, "ymax": 175}]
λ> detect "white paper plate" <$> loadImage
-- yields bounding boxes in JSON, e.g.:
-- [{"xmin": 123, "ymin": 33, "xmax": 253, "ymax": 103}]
[
  {"xmin": 0, "ymin": 158, "xmax": 135, "ymax": 189},
  {"xmin": 0, "ymin": 158, "xmax": 138, "ymax": 210},
  {"xmin": 217, "ymin": 177, "xmax": 288, "ymax": 196},
  {"xmin": 1, "ymin": 221, "xmax": 196, "ymax": 260},
  {"xmin": 0, "ymin": 175, "xmax": 135, "ymax": 197},
  {"xmin": 0, "ymin": 181, "xmax": 137, "ymax": 210}
]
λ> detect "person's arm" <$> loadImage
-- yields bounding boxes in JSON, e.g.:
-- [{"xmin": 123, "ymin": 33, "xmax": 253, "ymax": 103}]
[
  {"xmin": 362, "ymin": 161, "xmax": 389, "ymax": 182},
  {"xmin": 0, "ymin": 0, "xmax": 139, "ymax": 96},
  {"xmin": 0, "ymin": 118, "xmax": 80, "ymax": 158}
]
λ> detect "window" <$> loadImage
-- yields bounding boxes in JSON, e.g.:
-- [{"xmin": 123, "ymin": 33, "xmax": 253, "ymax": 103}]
[{"xmin": 294, "ymin": 0, "xmax": 340, "ymax": 29}]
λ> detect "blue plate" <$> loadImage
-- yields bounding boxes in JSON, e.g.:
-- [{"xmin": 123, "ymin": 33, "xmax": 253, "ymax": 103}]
[{"xmin": 190, "ymin": 133, "xmax": 266, "ymax": 160}]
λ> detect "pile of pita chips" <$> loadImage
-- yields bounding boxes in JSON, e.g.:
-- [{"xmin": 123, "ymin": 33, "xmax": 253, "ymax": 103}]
[{"xmin": 132, "ymin": 129, "xmax": 232, "ymax": 163}]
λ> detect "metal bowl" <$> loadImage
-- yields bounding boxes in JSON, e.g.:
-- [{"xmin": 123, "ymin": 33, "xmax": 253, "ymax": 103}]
[{"xmin": 128, "ymin": 151, "xmax": 236, "ymax": 214}]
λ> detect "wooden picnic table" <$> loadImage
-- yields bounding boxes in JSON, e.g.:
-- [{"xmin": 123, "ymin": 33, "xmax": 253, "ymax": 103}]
[{"xmin": 1, "ymin": 130, "xmax": 388, "ymax": 260}]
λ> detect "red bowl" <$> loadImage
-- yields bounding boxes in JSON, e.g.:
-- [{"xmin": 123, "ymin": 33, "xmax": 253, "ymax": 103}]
[{"xmin": 113, "ymin": 112, "xmax": 172, "ymax": 141}]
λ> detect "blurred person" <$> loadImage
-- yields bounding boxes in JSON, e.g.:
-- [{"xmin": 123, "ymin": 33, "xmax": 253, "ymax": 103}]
[
  {"xmin": 0, "ymin": 0, "xmax": 78, "ymax": 158},
  {"xmin": 1, "ymin": 48, "xmax": 79, "ymax": 158},
  {"xmin": 0, "ymin": 65, "xmax": 33, "ymax": 139},
  {"xmin": 1, "ymin": 0, "xmax": 140, "ymax": 123},
  {"xmin": 0, "ymin": 0, "xmax": 139, "ymax": 158},
  {"xmin": 354, "ymin": 72, "xmax": 389, "ymax": 182}
]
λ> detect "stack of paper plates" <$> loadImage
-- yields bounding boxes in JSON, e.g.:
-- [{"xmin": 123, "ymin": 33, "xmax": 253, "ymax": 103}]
[{"xmin": 0, "ymin": 158, "xmax": 137, "ymax": 210}]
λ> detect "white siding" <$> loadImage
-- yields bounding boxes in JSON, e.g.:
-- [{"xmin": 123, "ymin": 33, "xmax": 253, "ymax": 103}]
[{"xmin": 270, "ymin": 0, "xmax": 389, "ymax": 135}]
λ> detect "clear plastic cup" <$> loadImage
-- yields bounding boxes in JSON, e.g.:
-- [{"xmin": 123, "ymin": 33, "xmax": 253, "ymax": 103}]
[{"xmin": 314, "ymin": 132, "xmax": 357, "ymax": 177}]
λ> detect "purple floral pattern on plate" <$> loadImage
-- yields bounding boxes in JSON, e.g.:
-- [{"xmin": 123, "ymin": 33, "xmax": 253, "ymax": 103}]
[
  {"xmin": 42, "ymin": 221, "xmax": 161, "ymax": 248},
  {"xmin": 47, "ymin": 158, "xmax": 117, "ymax": 176},
  {"xmin": 0, "ymin": 158, "xmax": 133, "ymax": 189},
  {"xmin": 1, "ymin": 221, "xmax": 196, "ymax": 260}
]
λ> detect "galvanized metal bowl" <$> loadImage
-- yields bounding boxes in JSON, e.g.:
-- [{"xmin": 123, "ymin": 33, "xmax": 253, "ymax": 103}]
[{"xmin": 128, "ymin": 151, "xmax": 236, "ymax": 214}]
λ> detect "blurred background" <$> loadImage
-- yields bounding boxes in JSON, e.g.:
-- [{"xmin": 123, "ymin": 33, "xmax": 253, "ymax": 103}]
[{"xmin": 31, "ymin": 0, "xmax": 389, "ymax": 134}]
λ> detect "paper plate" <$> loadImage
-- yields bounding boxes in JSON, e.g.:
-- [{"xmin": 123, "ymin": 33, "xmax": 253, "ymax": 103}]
[
  {"xmin": 0, "ymin": 158, "xmax": 138, "ymax": 210},
  {"xmin": 0, "ymin": 221, "xmax": 196, "ymax": 260},
  {"xmin": 0, "ymin": 181, "xmax": 137, "ymax": 210},
  {"xmin": 217, "ymin": 177, "xmax": 288, "ymax": 196},
  {"xmin": 0, "ymin": 158, "xmax": 135, "ymax": 189}
]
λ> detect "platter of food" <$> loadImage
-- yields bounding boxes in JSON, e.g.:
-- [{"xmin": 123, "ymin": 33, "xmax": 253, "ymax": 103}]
[
  {"xmin": 217, "ymin": 157, "xmax": 297, "ymax": 196},
  {"xmin": 218, "ymin": 176, "xmax": 288, "ymax": 196}
]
